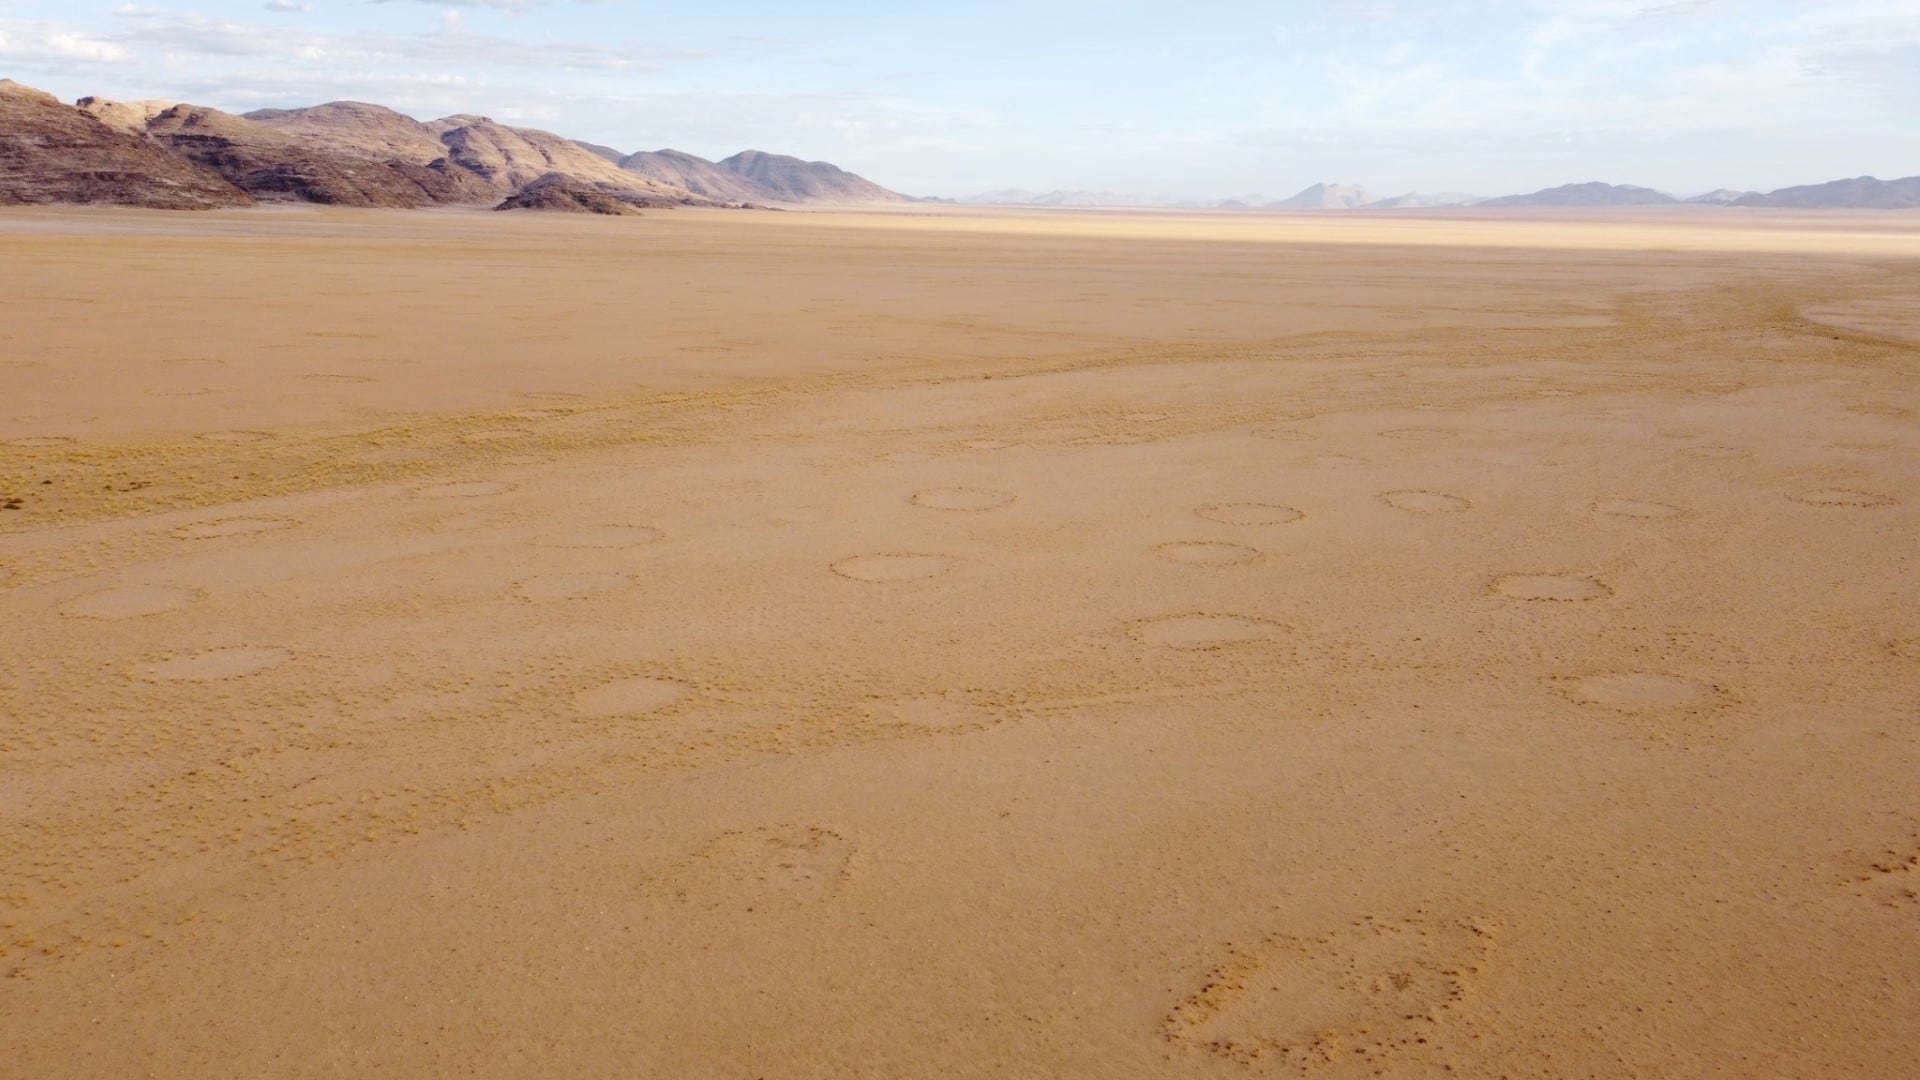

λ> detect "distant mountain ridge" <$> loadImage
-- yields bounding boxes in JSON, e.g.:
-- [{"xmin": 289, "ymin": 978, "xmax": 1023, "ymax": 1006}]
[
  {"xmin": 963, "ymin": 183, "xmax": 1480, "ymax": 211},
  {"xmin": 963, "ymin": 176, "xmax": 1920, "ymax": 212},
  {"xmin": 1734, "ymin": 176, "xmax": 1920, "ymax": 209},
  {"xmin": 0, "ymin": 79, "xmax": 908, "ymax": 212},
  {"xmin": 1477, "ymin": 181, "xmax": 1676, "ymax": 208}
]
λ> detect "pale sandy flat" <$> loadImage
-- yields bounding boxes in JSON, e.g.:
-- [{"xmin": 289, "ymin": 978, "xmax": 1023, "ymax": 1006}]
[{"xmin": 2, "ymin": 205, "xmax": 1918, "ymax": 1078}]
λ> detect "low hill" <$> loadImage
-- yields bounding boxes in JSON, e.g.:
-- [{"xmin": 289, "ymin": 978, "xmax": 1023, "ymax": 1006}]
[{"xmin": 494, "ymin": 173, "xmax": 646, "ymax": 214}]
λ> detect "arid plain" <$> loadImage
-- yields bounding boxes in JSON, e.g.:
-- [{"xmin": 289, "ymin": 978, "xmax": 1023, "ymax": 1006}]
[{"xmin": 2, "ymin": 206, "xmax": 1918, "ymax": 1078}]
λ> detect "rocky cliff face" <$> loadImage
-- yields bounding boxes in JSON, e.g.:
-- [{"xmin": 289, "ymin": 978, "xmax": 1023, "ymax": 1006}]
[{"xmin": 0, "ymin": 81, "xmax": 251, "ymax": 209}]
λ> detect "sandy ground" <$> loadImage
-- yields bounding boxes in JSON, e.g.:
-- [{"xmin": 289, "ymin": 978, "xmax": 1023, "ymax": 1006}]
[{"xmin": 2, "ymin": 205, "xmax": 1918, "ymax": 1078}]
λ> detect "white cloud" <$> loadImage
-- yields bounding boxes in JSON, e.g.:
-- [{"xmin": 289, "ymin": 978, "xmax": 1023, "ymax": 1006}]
[{"xmin": 0, "ymin": 21, "xmax": 130, "ymax": 62}]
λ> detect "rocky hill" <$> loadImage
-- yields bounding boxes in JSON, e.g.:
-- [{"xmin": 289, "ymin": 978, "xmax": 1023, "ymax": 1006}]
[
  {"xmin": 0, "ymin": 80, "xmax": 251, "ymax": 209},
  {"xmin": 144, "ymin": 104, "xmax": 491, "ymax": 208},
  {"xmin": 427, "ymin": 115, "xmax": 692, "ymax": 204},
  {"xmin": 716, "ymin": 150, "xmax": 908, "ymax": 204},
  {"xmin": 621, "ymin": 149, "xmax": 770, "ymax": 206}
]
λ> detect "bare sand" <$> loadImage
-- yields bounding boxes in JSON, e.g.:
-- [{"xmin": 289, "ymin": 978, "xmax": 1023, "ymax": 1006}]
[{"xmin": 2, "ymin": 205, "xmax": 1918, "ymax": 1077}]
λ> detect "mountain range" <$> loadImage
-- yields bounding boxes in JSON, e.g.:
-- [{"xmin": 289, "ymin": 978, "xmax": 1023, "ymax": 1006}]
[{"xmin": 0, "ymin": 79, "xmax": 908, "ymax": 212}]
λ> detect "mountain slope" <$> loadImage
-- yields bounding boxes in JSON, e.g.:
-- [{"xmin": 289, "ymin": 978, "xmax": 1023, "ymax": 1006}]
[
  {"xmin": 0, "ymin": 80, "xmax": 251, "ymax": 209},
  {"xmin": 717, "ymin": 150, "xmax": 907, "ymax": 204}
]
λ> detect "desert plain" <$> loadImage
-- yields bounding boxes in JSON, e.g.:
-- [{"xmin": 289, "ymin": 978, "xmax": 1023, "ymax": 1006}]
[{"xmin": 1, "ymin": 205, "xmax": 1918, "ymax": 1077}]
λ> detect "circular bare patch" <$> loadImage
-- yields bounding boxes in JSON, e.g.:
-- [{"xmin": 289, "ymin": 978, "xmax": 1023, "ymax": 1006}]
[
  {"xmin": 832, "ymin": 554, "xmax": 954, "ymax": 583},
  {"xmin": 173, "ymin": 517, "xmax": 294, "ymax": 539},
  {"xmin": 1381, "ymin": 490, "xmax": 1471, "ymax": 513},
  {"xmin": 415, "ymin": 481, "xmax": 513, "ymax": 499},
  {"xmin": 196, "ymin": 430, "xmax": 272, "ymax": 444},
  {"xmin": 1130, "ymin": 614, "xmax": 1284, "ymax": 650},
  {"xmin": 62, "ymin": 585, "xmax": 198, "ymax": 619},
  {"xmin": 1595, "ymin": 499, "xmax": 1683, "ymax": 519},
  {"xmin": 517, "ymin": 572, "xmax": 632, "ymax": 601},
  {"xmin": 140, "ymin": 646, "xmax": 292, "ymax": 682},
  {"xmin": 1156, "ymin": 541, "xmax": 1261, "ymax": 566},
  {"xmin": 911, "ymin": 487, "xmax": 1016, "ymax": 512},
  {"xmin": 1493, "ymin": 574, "xmax": 1612, "ymax": 601},
  {"xmin": 575, "ymin": 676, "xmax": 689, "ymax": 717},
  {"xmin": 1563, "ymin": 672, "xmax": 1717, "ymax": 710},
  {"xmin": 541, "ymin": 525, "xmax": 664, "ymax": 549},
  {"xmin": 1789, "ymin": 489, "xmax": 1895, "ymax": 508},
  {"xmin": 5, "ymin": 436, "xmax": 73, "ymax": 448},
  {"xmin": 1196, "ymin": 503, "xmax": 1303, "ymax": 526}
]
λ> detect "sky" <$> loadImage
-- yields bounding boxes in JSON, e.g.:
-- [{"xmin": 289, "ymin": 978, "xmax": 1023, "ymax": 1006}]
[{"xmin": 1, "ymin": 1, "xmax": 1917, "ymax": 199}]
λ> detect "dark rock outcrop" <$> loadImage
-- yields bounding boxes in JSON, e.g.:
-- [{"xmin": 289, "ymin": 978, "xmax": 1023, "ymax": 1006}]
[{"xmin": 493, "ymin": 172, "xmax": 647, "ymax": 214}]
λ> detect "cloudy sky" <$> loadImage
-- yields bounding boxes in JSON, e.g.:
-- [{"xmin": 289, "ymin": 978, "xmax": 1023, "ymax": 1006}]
[{"xmin": 2, "ymin": 1, "xmax": 1916, "ymax": 199}]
